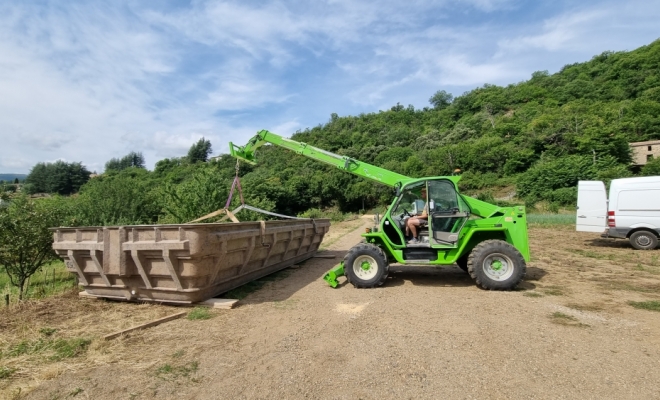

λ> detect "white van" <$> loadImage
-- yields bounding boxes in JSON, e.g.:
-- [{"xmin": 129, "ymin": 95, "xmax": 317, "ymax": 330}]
[{"xmin": 576, "ymin": 176, "xmax": 660, "ymax": 250}]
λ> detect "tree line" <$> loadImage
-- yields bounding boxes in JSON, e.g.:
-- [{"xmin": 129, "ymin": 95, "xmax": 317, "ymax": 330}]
[{"xmin": 14, "ymin": 39, "xmax": 660, "ymax": 218}]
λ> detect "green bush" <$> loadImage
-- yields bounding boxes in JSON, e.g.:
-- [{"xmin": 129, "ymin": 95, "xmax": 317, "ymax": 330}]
[
  {"xmin": 298, "ymin": 208, "xmax": 323, "ymax": 219},
  {"xmin": 518, "ymin": 155, "xmax": 630, "ymax": 205},
  {"xmin": 546, "ymin": 187, "xmax": 577, "ymax": 206},
  {"xmin": 641, "ymin": 157, "xmax": 660, "ymax": 176}
]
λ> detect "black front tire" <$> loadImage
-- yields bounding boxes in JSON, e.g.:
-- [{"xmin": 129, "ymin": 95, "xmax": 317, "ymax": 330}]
[
  {"xmin": 467, "ymin": 240, "xmax": 526, "ymax": 290},
  {"xmin": 344, "ymin": 243, "xmax": 389, "ymax": 288},
  {"xmin": 629, "ymin": 230, "xmax": 658, "ymax": 250}
]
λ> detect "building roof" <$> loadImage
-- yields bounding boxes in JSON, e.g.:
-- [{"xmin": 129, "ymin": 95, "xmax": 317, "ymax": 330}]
[{"xmin": 630, "ymin": 140, "xmax": 660, "ymax": 146}]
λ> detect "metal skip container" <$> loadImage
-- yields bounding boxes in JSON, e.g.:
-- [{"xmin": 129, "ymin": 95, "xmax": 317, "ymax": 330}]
[{"xmin": 51, "ymin": 219, "xmax": 330, "ymax": 303}]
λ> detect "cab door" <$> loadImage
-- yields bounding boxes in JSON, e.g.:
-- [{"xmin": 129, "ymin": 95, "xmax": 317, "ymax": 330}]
[{"xmin": 428, "ymin": 180, "xmax": 470, "ymax": 244}]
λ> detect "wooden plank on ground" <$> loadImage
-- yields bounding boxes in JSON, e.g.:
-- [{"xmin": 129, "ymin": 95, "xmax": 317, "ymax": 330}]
[
  {"xmin": 196, "ymin": 298, "xmax": 239, "ymax": 309},
  {"xmin": 104, "ymin": 311, "xmax": 186, "ymax": 340}
]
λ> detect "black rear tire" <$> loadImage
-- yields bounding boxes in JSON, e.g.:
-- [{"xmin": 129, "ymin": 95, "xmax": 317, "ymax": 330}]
[
  {"xmin": 456, "ymin": 254, "xmax": 468, "ymax": 272},
  {"xmin": 344, "ymin": 243, "xmax": 389, "ymax": 288},
  {"xmin": 629, "ymin": 230, "xmax": 658, "ymax": 250},
  {"xmin": 467, "ymin": 240, "xmax": 526, "ymax": 290}
]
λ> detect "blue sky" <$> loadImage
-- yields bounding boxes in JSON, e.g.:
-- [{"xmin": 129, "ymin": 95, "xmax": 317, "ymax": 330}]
[{"xmin": 1, "ymin": 0, "xmax": 659, "ymax": 173}]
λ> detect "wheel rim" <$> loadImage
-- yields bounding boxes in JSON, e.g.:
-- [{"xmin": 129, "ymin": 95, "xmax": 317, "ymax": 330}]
[
  {"xmin": 353, "ymin": 255, "xmax": 379, "ymax": 280},
  {"xmin": 636, "ymin": 234, "xmax": 652, "ymax": 247},
  {"xmin": 482, "ymin": 253, "xmax": 515, "ymax": 281}
]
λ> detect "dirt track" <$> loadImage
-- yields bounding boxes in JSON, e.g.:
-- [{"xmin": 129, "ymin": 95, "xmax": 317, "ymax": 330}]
[{"xmin": 7, "ymin": 217, "xmax": 660, "ymax": 399}]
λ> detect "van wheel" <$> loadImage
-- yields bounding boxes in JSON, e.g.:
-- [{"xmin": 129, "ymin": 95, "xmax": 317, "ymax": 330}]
[{"xmin": 629, "ymin": 230, "xmax": 658, "ymax": 250}]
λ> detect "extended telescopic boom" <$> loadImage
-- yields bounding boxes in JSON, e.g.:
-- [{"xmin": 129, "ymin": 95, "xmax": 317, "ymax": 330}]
[{"xmin": 229, "ymin": 130, "xmax": 411, "ymax": 189}]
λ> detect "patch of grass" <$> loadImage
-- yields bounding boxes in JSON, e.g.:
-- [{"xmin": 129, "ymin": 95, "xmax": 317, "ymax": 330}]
[
  {"xmin": 49, "ymin": 338, "xmax": 91, "ymax": 361},
  {"xmin": 0, "ymin": 366, "xmax": 16, "ymax": 379},
  {"xmin": 540, "ymin": 285, "xmax": 566, "ymax": 296},
  {"xmin": 172, "ymin": 350, "xmax": 185, "ymax": 359},
  {"xmin": 551, "ymin": 311, "xmax": 577, "ymax": 321},
  {"xmin": 69, "ymin": 387, "xmax": 83, "ymax": 397},
  {"xmin": 187, "ymin": 307, "xmax": 212, "ymax": 320},
  {"xmin": 527, "ymin": 214, "xmax": 575, "ymax": 227},
  {"xmin": 0, "ymin": 260, "xmax": 77, "ymax": 304},
  {"xmin": 224, "ymin": 269, "xmax": 290, "ymax": 300},
  {"xmin": 522, "ymin": 291, "xmax": 543, "ymax": 298},
  {"xmin": 628, "ymin": 301, "xmax": 660, "ymax": 312},
  {"xmin": 596, "ymin": 280, "xmax": 660, "ymax": 293},
  {"xmin": 1, "ymin": 337, "xmax": 91, "ymax": 361},
  {"xmin": 550, "ymin": 312, "xmax": 589, "ymax": 327},
  {"xmin": 567, "ymin": 249, "xmax": 615, "ymax": 260},
  {"xmin": 566, "ymin": 303, "xmax": 604, "ymax": 312},
  {"xmin": 39, "ymin": 327, "xmax": 57, "ymax": 337},
  {"xmin": 155, "ymin": 361, "xmax": 199, "ymax": 380},
  {"xmin": 635, "ymin": 263, "xmax": 660, "ymax": 275}
]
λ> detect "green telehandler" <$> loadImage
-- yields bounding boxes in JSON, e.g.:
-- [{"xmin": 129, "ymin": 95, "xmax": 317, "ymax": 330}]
[{"xmin": 230, "ymin": 130, "xmax": 530, "ymax": 290}]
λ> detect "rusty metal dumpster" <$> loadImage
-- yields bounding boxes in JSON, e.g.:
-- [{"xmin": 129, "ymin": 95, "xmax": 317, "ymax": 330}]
[{"xmin": 51, "ymin": 219, "xmax": 330, "ymax": 303}]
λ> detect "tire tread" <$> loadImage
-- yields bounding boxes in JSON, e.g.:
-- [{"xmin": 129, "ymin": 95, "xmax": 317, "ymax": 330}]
[
  {"xmin": 344, "ymin": 243, "xmax": 389, "ymax": 288},
  {"xmin": 467, "ymin": 239, "xmax": 526, "ymax": 290}
]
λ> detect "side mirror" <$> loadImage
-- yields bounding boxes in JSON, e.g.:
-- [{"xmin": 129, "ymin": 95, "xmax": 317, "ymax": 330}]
[{"xmin": 394, "ymin": 183, "xmax": 402, "ymax": 197}]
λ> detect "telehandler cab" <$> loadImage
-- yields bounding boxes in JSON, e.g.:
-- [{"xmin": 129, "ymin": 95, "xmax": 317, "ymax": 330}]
[{"xmin": 230, "ymin": 130, "xmax": 530, "ymax": 290}]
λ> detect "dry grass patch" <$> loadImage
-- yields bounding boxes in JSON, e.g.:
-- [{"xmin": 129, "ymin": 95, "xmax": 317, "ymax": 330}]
[
  {"xmin": 522, "ymin": 291, "xmax": 543, "ymax": 298},
  {"xmin": 540, "ymin": 285, "xmax": 566, "ymax": 296},
  {"xmin": 595, "ymin": 279, "xmax": 660, "ymax": 294},
  {"xmin": 0, "ymin": 291, "xmax": 177, "ymax": 397},
  {"xmin": 549, "ymin": 312, "xmax": 589, "ymax": 328},
  {"xmin": 565, "ymin": 303, "xmax": 605, "ymax": 312}
]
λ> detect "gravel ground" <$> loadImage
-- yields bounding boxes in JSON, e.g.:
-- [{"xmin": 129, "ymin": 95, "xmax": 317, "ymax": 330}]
[{"xmin": 17, "ymin": 217, "xmax": 660, "ymax": 399}]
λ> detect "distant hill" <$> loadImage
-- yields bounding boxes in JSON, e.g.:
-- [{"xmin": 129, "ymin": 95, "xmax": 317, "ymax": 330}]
[{"xmin": 0, "ymin": 174, "xmax": 27, "ymax": 182}]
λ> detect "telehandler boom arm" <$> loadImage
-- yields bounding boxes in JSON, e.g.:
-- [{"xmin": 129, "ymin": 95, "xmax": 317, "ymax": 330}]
[
  {"xmin": 230, "ymin": 130, "xmax": 411, "ymax": 189},
  {"xmin": 230, "ymin": 129, "xmax": 505, "ymax": 219}
]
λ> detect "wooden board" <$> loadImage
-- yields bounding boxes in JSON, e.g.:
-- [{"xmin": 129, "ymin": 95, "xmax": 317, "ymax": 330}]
[
  {"xmin": 196, "ymin": 298, "xmax": 239, "ymax": 309},
  {"xmin": 104, "ymin": 311, "xmax": 186, "ymax": 340}
]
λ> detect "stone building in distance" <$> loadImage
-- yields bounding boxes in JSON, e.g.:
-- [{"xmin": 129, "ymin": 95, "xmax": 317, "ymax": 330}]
[{"xmin": 630, "ymin": 140, "xmax": 660, "ymax": 165}]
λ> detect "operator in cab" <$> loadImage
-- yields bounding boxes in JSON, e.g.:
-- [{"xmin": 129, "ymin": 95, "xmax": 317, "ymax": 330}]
[{"xmin": 406, "ymin": 187, "xmax": 428, "ymax": 244}]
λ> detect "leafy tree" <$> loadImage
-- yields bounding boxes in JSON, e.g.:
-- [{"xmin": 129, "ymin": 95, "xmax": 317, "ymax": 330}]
[
  {"xmin": 0, "ymin": 196, "xmax": 58, "ymax": 300},
  {"xmin": 13, "ymin": 178, "xmax": 19, "ymax": 184},
  {"xmin": 74, "ymin": 168, "xmax": 161, "ymax": 225},
  {"xmin": 187, "ymin": 138, "xmax": 213, "ymax": 163},
  {"xmin": 105, "ymin": 151, "xmax": 146, "ymax": 172},
  {"xmin": 429, "ymin": 90, "xmax": 454, "ymax": 110},
  {"xmin": 161, "ymin": 167, "xmax": 230, "ymax": 223},
  {"xmin": 25, "ymin": 161, "xmax": 90, "ymax": 195}
]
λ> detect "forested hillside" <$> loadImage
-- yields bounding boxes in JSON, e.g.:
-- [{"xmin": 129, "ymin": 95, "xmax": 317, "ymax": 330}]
[{"xmin": 10, "ymin": 39, "xmax": 660, "ymax": 226}]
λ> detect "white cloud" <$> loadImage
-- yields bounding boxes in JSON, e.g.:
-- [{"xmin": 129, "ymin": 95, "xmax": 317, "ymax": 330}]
[
  {"xmin": 1, "ymin": 0, "xmax": 659, "ymax": 174},
  {"xmin": 497, "ymin": 9, "xmax": 608, "ymax": 54}
]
